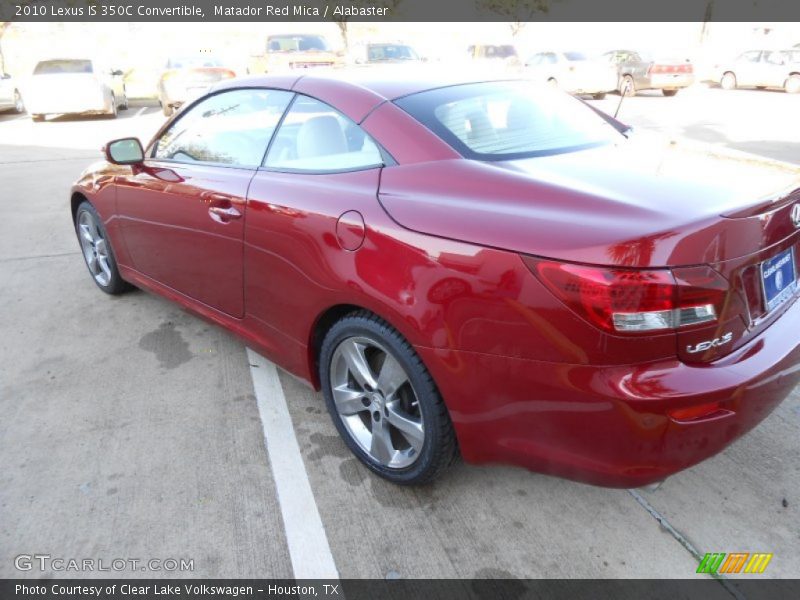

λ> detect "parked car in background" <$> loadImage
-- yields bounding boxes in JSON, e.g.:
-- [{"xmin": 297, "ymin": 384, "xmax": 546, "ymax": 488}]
[
  {"xmin": 247, "ymin": 33, "xmax": 340, "ymax": 75},
  {"xmin": 467, "ymin": 44, "xmax": 520, "ymax": 68},
  {"xmin": 524, "ymin": 51, "xmax": 617, "ymax": 99},
  {"xmin": 714, "ymin": 49, "xmax": 800, "ymax": 94},
  {"xmin": 0, "ymin": 71, "xmax": 25, "ymax": 114},
  {"xmin": 351, "ymin": 42, "xmax": 423, "ymax": 65},
  {"xmin": 72, "ymin": 74, "xmax": 800, "ymax": 488},
  {"xmin": 157, "ymin": 55, "xmax": 236, "ymax": 116},
  {"xmin": 25, "ymin": 58, "xmax": 127, "ymax": 121},
  {"xmin": 604, "ymin": 50, "xmax": 694, "ymax": 96}
]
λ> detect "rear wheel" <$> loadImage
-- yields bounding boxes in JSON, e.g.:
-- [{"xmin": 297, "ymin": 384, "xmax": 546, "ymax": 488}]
[
  {"xmin": 546, "ymin": 77, "xmax": 558, "ymax": 88},
  {"xmin": 74, "ymin": 201, "xmax": 131, "ymax": 295},
  {"xmin": 662, "ymin": 89, "xmax": 679, "ymax": 97},
  {"xmin": 319, "ymin": 312, "xmax": 458, "ymax": 485},
  {"xmin": 31, "ymin": 114, "xmax": 44, "ymax": 122},
  {"xmin": 785, "ymin": 74, "xmax": 800, "ymax": 94},
  {"xmin": 592, "ymin": 92, "xmax": 607, "ymax": 100},
  {"xmin": 13, "ymin": 89, "xmax": 24, "ymax": 113},
  {"xmin": 620, "ymin": 75, "xmax": 636, "ymax": 96},
  {"xmin": 107, "ymin": 93, "xmax": 118, "ymax": 119},
  {"xmin": 120, "ymin": 87, "xmax": 129, "ymax": 110},
  {"xmin": 720, "ymin": 72, "xmax": 737, "ymax": 90}
]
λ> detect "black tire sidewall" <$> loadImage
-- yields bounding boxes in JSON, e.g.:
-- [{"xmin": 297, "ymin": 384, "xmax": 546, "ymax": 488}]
[
  {"xmin": 319, "ymin": 315, "xmax": 450, "ymax": 485},
  {"xmin": 75, "ymin": 201, "xmax": 128, "ymax": 294}
]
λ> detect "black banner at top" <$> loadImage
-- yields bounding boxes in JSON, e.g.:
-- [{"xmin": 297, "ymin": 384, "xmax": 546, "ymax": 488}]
[{"xmin": 2, "ymin": 0, "xmax": 800, "ymax": 22}]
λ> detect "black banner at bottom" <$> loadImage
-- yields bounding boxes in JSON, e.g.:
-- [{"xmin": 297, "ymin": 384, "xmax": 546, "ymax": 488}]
[{"xmin": 2, "ymin": 579, "xmax": 800, "ymax": 600}]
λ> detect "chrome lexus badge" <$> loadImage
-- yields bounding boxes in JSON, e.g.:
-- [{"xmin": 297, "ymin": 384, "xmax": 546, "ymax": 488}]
[{"xmin": 792, "ymin": 203, "xmax": 800, "ymax": 229}]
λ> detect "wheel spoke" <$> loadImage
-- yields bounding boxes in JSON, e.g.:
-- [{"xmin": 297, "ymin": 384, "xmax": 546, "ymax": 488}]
[
  {"xmin": 87, "ymin": 253, "xmax": 99, "ymax": 273},
  {"xmin": 340, "ymin": 339, "xmax": 378, "ymax": 390},
  {"xmin": 376, "ymin": 353, "xmax": 408, "ymax": 399},
  {"xmin": 79, "ymin": 223, "xmax": 94, "ymax": 244},
  {"xmin": 386, "ymin": 401, "xmax": 424, "ymax": 451},
  {"xmin": 370, "ymin": 417, "xmax": 395, "ymax": 465},
  {"xmin": 98, "ymin": 258, "xmax": 112, "ymax": 282},
  {"xmin": 332, "ymin": 385, "xmax": 368, "ymax": 416}
]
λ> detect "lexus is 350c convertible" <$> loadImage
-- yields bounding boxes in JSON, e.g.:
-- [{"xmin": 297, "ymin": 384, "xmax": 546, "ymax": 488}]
[{"xmin": 71, "ymin": 73, "xmax": 800, "ymax": 486}]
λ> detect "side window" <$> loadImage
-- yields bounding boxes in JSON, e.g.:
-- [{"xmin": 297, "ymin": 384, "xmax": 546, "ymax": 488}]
[
  {"xmin": 741, "ymin": 51, "xmax": 761, "ymax": 62},
  {"xmin": 543, "ymin": 53, "xmax": 557, "ymax": 65},
  {"xmin": 154, "ymin": 88, "xmax": 293, "ymax": 167},
  {"xmin": 263, "ymin": 95, "xmax": 383, "ymax": 172}
]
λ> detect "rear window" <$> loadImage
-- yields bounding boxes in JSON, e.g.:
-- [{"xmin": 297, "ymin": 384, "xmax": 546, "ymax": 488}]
[
  {"xmin": 268, "ymin": 35, "xmax": 330, "ymax": 53},
  {"xmin": 34, "ymin": 60, "xmax": 92, "ymax": 75},
  {"xmin": 395, "ymin": 81, "xmax": 623, "ymax": 160},
  {"xmin": 368, "ymin": 44, "xmax": 419, "ymax": 61}
]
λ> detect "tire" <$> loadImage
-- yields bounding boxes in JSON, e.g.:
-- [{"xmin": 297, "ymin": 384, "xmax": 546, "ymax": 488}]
[
  {"xmin": 31, "ymin": 114, "xmax": 44, "ymax": 122},
  {"xmin": 620, "ymin": 75, "xmax": 636, "ymax": 96},
  {"xmin": 74, "ymin": 201, "xmax": 131, "ymax": 295},
  {"xmin": 720, "ymin": 72, "xmax": 737, "ymax": 90},
  {"xmin": 547, "ymin": 78, "xmax": 558, "ymax": 88},
  {"xmin": 662, "ymin": 89, "xmax": 679, "ymax": 97},
  {"xmin": 120, "ymin": 88, "xmax": 129, "ymax": 110},
  {"xmin": 107, "ymin": 93, "xmax": 118, "ymax": 119},
  {"xmin": 319, "ymin": 311, "xmax": 458, "ymax": 485},
  {"xmin": 592, "ymin": 92, "xmax": 607, "ymax": 100},
  {"xmin": 13, "ymin": 89, "xmax": 24, "ymax": 114},
  {"xmin": 785, "ymin": 74, "xmax": 800, "ymax": 94}
]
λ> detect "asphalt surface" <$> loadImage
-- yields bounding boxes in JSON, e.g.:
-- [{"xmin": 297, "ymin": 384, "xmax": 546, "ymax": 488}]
[{"xmin": 0, "ymin": 88, "xmax": 798, "ymax": 585}]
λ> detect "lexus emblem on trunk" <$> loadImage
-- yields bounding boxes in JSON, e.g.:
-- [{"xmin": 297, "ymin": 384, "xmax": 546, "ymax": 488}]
[{"xmin": 793, "ymin": 203, "xmax": 800, "ymax": 229}]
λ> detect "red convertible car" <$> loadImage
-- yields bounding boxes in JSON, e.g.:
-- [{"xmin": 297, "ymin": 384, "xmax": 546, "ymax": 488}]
[{"xmin": 71, "ymin": 73, "xmax": 800, "ymax": 487}]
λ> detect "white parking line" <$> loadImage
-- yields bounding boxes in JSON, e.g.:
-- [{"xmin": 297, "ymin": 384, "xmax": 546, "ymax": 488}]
[
  {"xmin": 246, "ymin": 348, "xmax": 339, "ymax": 580},
  {"xmin": 135, "ymin": 107, "xmax": 147, "ymax": 117}
]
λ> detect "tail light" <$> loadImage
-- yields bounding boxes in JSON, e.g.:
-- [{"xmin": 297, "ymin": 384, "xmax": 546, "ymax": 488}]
[
  {"xmin": 220, "ymin": 69, "xmax": 236, "ymax": 79},
  {"xmin": 525, "ymin": 258, "xmax": 727, "ymax": 335},
  {"xmin": 649, "ymin": 64, "xmax": 693, "ymax": 75}
]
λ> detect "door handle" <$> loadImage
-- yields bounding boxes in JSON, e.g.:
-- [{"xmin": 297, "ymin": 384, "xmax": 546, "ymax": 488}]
[{"xmin": 208, "ymin": 205, "xmax": 242, "ymax": 224}]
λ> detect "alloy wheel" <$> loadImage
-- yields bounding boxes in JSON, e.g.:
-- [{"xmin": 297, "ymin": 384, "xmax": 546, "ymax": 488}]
[
  {"xmin": 329, "ymin": 336, "xmax": 425, "ymax": 469},
  {"xmin": 13, "ymin": 90, "xmax": 23, "ymax": 113},
  {"xmin": 77, "ymin": 210, "xmax": 112, "ymax": 286}
]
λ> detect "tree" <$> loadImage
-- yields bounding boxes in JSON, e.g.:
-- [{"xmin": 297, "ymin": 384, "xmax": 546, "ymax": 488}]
[
  {"xmin": 476, "ymin": 0, "xmax": 552, "ymax": 38},
  {"xmin": 333, "ymin": 0, "xmax": 404, "ymax": 51}
]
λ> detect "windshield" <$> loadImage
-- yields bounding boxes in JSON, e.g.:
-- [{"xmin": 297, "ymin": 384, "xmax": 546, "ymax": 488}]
[
  {"xmin": 563, "ymin": 52, "xmax": 589, "ymax": 61},
  {"xmin": 167, "ymin": 56, "xmax": 223, "ymax": 69},
  {"xmin": 395, "ymin": 81, "xmax": 623, "ymax": 160},
  {"xmin": 268, "ymin": 35, "xmax": 330, "ymax": 53},
  {"xmin": 368, "ymin": 44, "xmax": 419, "ymax": 61},
  {"xmin": 34, "ymin": 60, "xmax": 92, "ymax": 75}
]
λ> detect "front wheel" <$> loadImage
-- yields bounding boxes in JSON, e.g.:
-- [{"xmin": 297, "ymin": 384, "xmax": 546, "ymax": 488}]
[
  {"xmin": 75, "ymin": 201, "xmax": 131, "ymax": 294},
  {"xmin": 592, "ymin": 92, "xmax": 607, "ymax": 100},
  {"xmin": 785, "ymin": 74, "xmax": 800, "ymax": 94},
  {"xmin": 319, "ymin": 312, "xmax": 458, "ymax": 485},
  {"xmin": 662, "ymin": 89, "xmax": 679, "ymax": 97}
]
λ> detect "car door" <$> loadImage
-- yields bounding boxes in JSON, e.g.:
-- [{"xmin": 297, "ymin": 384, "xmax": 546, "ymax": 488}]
[
  {"xmin": 115, "ymin": 87, "xmax": 293, "ymax": 317},
  {"xmin": 0, "ymin": 74, "xmax": 13, "ymax": 108},
  {"xmin": 244, "ymin": 94, "xmax": 386, "ymax": 341},
  {"xmin": 736, "ymin": 51, "xmax": 763, "ymax": 86},
  {"xmin": 762, "ymin": 51, "xmax": 788, "ymax": 87}
]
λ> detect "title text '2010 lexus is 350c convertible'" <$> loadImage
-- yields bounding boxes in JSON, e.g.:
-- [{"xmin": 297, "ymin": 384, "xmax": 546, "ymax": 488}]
[{"xmin": 71, "ymin": 73, "xmax": 800, "ymax": 486}]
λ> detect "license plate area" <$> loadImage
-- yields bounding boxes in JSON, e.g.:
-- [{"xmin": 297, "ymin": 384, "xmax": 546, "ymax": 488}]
[{"xmin": 761, "ymin": 247, "xmax": 797, "ymax": 313}]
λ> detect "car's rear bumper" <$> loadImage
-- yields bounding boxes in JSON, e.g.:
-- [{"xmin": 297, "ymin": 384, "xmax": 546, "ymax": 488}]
[
  {"xmin": 649, "ymin": 73, "xmax": 695, "ymax": 89},
  {"xmin": 418, "ymin": 293, "xmax": 800, "ymax": 488},
  {"xmin": 26, "ymin": 91, "xmax": 110, "ymax": 115}
]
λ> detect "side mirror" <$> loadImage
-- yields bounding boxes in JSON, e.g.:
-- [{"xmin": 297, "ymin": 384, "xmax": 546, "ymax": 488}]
[{"xmin": 104, "ymin": 138, "xmax": 144, "ymax": 165}]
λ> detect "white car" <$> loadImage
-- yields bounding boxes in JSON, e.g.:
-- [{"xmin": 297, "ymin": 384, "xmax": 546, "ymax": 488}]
[
  {"xmin": 715, "ymin": 49, "xmax": 800, "ymax": 93},
  {"xmin": 524, "ymin": 51, "xmax": 618, "ymax": 98},
  {"xmin": 0, "ymin": 72, "xmax": 24, "ymax": 114},
  {"xmin": 25, "ymin": 58, "xmax": 128, "ymax": 121}
]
